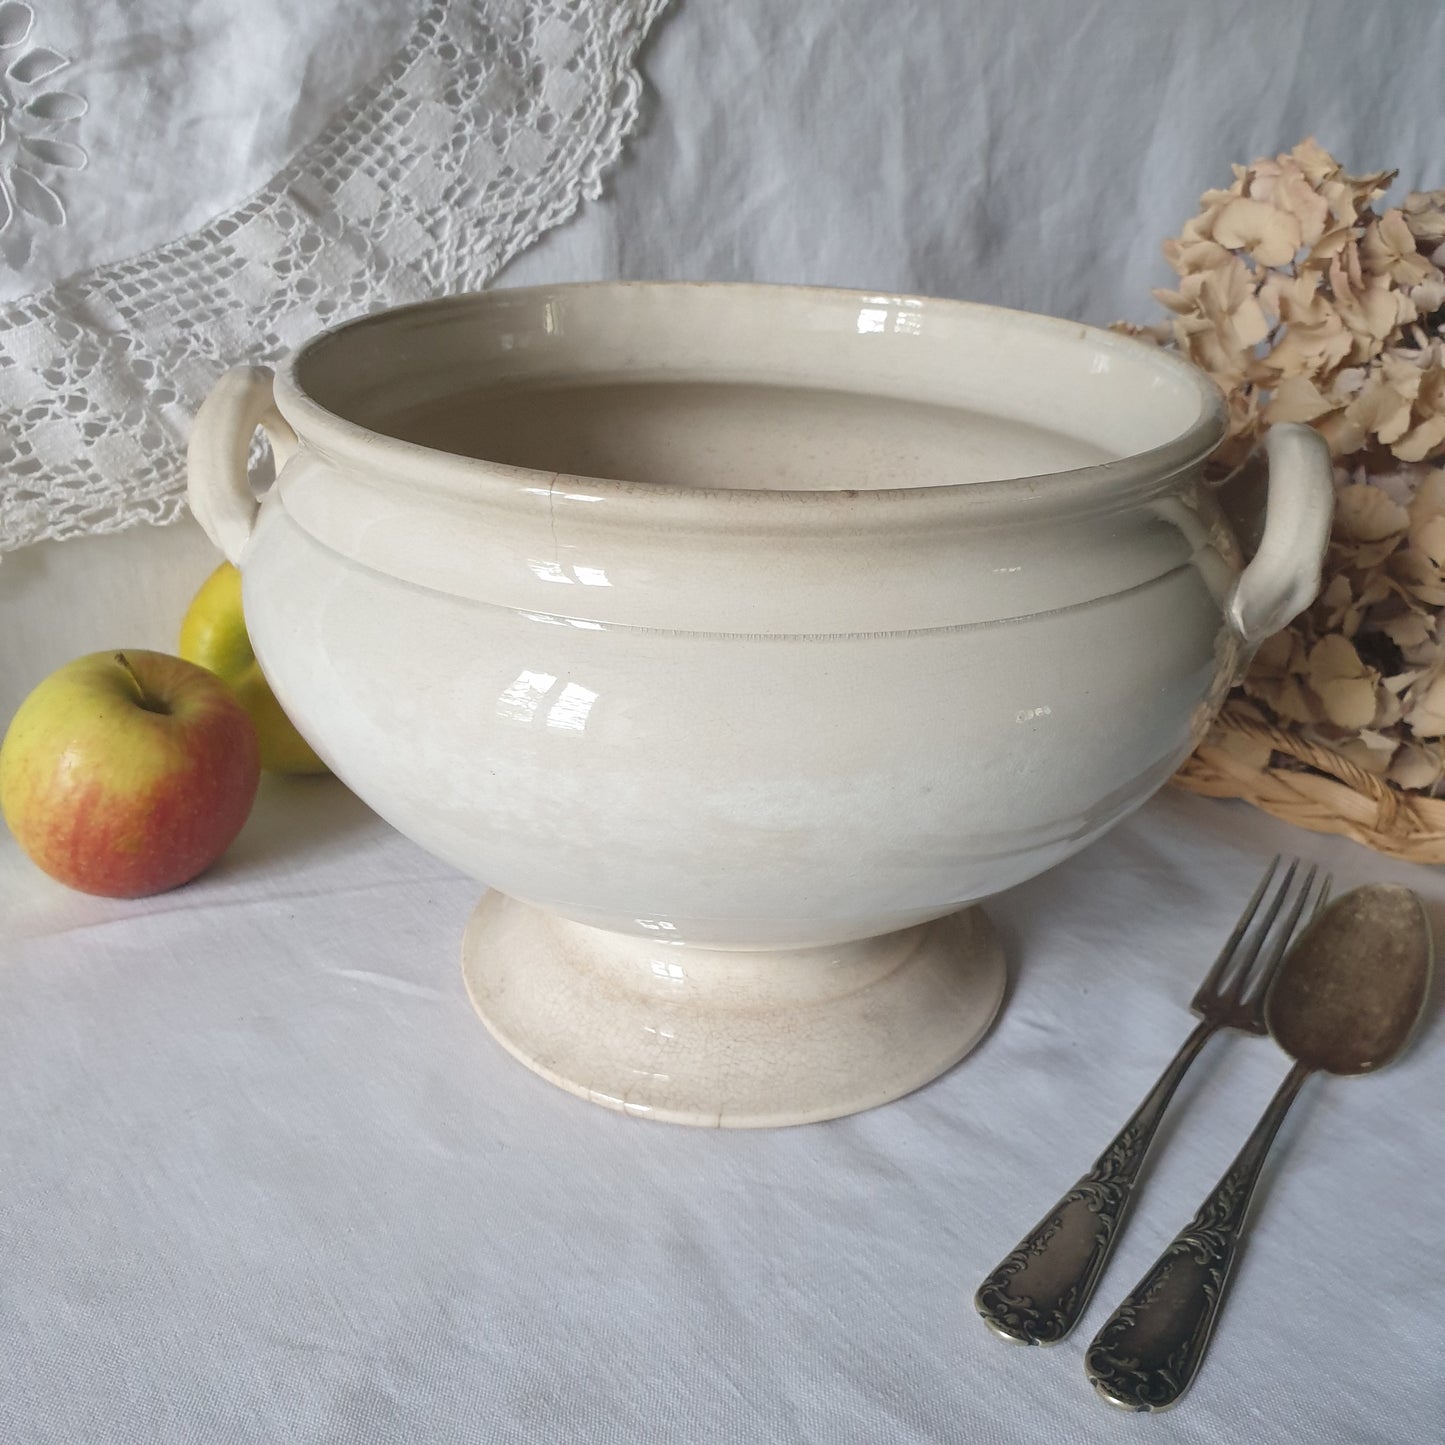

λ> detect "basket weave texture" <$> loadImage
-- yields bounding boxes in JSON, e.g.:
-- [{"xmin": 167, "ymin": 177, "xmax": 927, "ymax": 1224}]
[{"xmin": 1173, "ymin": 704, "xmax": 1445, "ymax": 863}]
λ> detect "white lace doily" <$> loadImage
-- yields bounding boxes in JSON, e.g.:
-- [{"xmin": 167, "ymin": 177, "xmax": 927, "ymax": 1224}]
[{"xmin": 0, "ymin": 0, "xmax": 671, "ymax": 553}]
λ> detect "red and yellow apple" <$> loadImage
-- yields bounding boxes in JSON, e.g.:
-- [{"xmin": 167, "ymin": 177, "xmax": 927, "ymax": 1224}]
[
  {"xmin": 179, "ymin": 561, "xmax": 328, "ymax": 775},
  {"xmin": 0, "ymin": 650, "xmax": 261, "ymax": 898}
]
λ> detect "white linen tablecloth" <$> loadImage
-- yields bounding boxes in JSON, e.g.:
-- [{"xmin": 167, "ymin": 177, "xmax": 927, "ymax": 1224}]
[{"xmin": 2, "ymin": 780, "xmax": 1441, "ymax": 1444}]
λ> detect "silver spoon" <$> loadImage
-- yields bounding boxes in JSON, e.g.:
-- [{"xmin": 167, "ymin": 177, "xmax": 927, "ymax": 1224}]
[{"xmin": 1084, "ymin": 883, "xmax": 1434, "ymax": 1411}]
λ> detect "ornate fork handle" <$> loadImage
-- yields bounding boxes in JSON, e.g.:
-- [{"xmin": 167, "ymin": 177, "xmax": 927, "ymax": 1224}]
[
  {"xmin": 975, "ymin": 1019, "xmax": 1214, "ymax": 1345},
  {"xmin": 1084, "ymin": 1060, "xmax": 1312, "ymax": 1410}
]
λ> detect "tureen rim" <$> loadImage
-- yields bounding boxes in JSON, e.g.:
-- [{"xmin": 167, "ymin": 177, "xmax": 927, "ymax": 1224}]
[{"xmin": 271, "ymin": 281, "xmax": 1229, "ymax": 524}]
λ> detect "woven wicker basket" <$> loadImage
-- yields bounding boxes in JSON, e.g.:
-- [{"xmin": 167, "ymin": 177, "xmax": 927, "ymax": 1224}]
[{"xmin": 1174, "ymin": 704, "xmax": 1445, "ymax": 863}]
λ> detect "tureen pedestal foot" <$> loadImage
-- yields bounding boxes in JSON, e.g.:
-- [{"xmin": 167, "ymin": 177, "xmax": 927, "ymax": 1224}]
[{"xmin": 460, "ymin": 892, "xmax": 1006, "ymax": 1128}]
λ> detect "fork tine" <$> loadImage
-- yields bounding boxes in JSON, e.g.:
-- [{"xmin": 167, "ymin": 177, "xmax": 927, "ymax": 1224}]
[
  {"xmin": 1190, "ymin": 855, "xmax": 1306, "ymax": 1005},
  {"xmin": 1210, "ymin": 857, "xmax": 1304, "ymax": 1002},
  {"xmin": 1190, "ymin": 855, "xmax": 1282, "ymax": 1004},
  {"xmin": 1231, "ymin": 862, "xmax": 1320, "ymax": 1006}
]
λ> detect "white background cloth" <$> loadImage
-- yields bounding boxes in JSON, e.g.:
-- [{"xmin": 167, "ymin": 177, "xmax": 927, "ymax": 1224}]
[
  {"xmin": 3, "ymin": 1, "xmax": 1445, "ymax": 1441},
  {"xmin": 0, "ymin": 1, "xmax": 413, "ymax": 293},
  {"xmin": 503, "ymin": 0, "xmax": 1445, "ymax": 325}
]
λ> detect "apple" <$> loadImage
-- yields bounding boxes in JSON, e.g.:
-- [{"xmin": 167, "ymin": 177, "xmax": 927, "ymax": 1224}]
[
  {"xmin": 179, "ymin": 561, "xmax": 329, "ymax": 775},
  {"xmin": 0, "ymin": 650, "xmax": 260, "ymax": 898}
]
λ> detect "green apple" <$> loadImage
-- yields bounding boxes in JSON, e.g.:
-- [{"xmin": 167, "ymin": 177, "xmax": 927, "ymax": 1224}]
[
  {"xmin": 179, "ymin": 561, "xmax": 328, "ymax": 775},
  {"xmin": 0, "ymin": 650, "xmax": 261, "ymax": 898}
]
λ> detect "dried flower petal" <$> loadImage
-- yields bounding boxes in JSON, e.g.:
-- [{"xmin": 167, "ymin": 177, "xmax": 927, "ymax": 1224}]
[
  {"xmin": 1352, "ymin": 374, "xmax": 1414, "ymax": 444},
  {"xmin": 1252, "ymin": 628, "xmax": 1297, "ymax": 675},
  {"xmin": 1409, "ymin": 469, "xmax": 1445, "ymax": 519},
  {"xmin": 1384, "ymin": 667, "xmax": 1426, "ymax": 695},
  {"xmin": 1382, "ymin": 613, "xmax": 1434, "ymax": 649},
  {"xmin": 1390, "ymin": 742, "xmax": 1445, "ymax": 788},
  {"xmin": 1266, "ymin": 375, "xmax": 1336, "ymax": 424},
  {"xmin": 1213, "ymin": 727, "xmax": 1274, "ymax": 772},
  {"xmin": 1362, "ymin": 210, "xmax": 1438, "ymax": 288},
  {"xmin": 1329, "ymin": 733, "xmax": 1394, "ymax": 775},
  {"xmin": 1161, "ymin": 237, "xmax": 1236, "ymax": 276},
  {"xmin": 1249, "ymin": 155, "xmax": 1331, "ymax": 246},
  {"xmin": 1329, "ymin": 249, "xmax": 1411, "ymax": 360},
  {"xmin": 1394, "ymin": 548, "xmax": 1445, "ymax": 607},
  {"xmin": 1213, "ymin": 197, "xmax": 1302, "ymax": 266},
  {"xmin": 1403, "ymin": 190, "xmax": 1445, "ymax": 245},
  {"xmin": 1318, "ymin": 676, "xmax": 1379, "ymax": 728},
  {"xmin": 1406, "ymin": 672, "xmax": 1445, "ymax": 736},
  {"xmin": 1316, "ymin": 573, "xmax": 1354, "ymax": 628},
  {"xmin": 1308, "ymin": 633, "xmax": 1366, "ymax": 686},
  {"xmin": 1397, "ymin": 414, "xmax": 1445, "ymax": 463},
  {"xmin": 1335, "ymin": 482, "xmax": 1409, "ymax": 541},
  {"xmin": 1250, "ymin": 673, "xmax": 1318, "ymax": 724},
  {"xmin": 1410, "ymin": 275, "xmax": 1445, "ymax": 316},
  {"xmin": 1289, "ymin": 138, "xmax": 1341, "ymax": 186},
  {"xmin": 1256, "ymin": 270, "xmax": 1353, "ymax": 379}
]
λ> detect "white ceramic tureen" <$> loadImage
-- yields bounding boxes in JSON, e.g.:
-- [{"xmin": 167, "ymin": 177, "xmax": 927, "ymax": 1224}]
[{"xmin": 188, "ymin": 283, "xmax": 1332, "ymax": 1127}]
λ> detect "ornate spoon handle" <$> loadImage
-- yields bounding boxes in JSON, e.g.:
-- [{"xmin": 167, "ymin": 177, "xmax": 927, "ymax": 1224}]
[
  {"xmin": 1084, "ymin": 1060, "xmax": 1312, "ymax": 1410},
  {"xmin": 974, "ymin": 1020, "xmax": 1214, "ymax": 1345}
]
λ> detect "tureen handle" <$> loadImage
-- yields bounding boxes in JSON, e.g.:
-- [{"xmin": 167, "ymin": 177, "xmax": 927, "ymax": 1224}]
[
  {"xmin": 1225, "ymin": 423, "xmax": 1334, "ymax": 647},
  {"xmin": 186, "ymin": 365, "xmax": 297, "ymax": 566}
]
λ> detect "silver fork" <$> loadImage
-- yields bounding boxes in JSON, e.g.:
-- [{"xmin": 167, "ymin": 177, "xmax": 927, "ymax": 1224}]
[{"xmin": 974, "ymin": 856, "xmax": 1330, "ymax": 1345}]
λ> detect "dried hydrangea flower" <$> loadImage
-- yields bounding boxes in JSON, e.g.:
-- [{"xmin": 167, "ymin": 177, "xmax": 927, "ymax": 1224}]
[{"xmin": 1120, "ymin": 141, "xmax": 1445, "ymax": 793}]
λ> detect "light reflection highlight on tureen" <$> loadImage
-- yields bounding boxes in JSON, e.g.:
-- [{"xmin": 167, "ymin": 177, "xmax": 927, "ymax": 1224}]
[
  {"xmin": 496, "ymin": 669, "xmax": 556, "ymax": 723},
  {"xmin": 516, "ymin": 611, "xmax": 604, "ymax": 630},
  {"xmin": 856, "ymin": 296, "xmax": 925, "ymax": 337},
  {"xmin": 495, "ymin": 671, "xmax": 599, "ymax": 733},
  {"xmin": 527, "ymin": 558, "xmax": 612, "ymax": 586},
  {"xmin": 545, "ymin": 681, "xmax": 598, "ymax": 733}
]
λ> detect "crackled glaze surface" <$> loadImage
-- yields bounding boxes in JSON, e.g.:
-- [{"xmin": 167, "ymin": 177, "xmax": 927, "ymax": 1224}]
[
  {"xmin": 462, "ymin": 893, "xmax": 1007, "ymax": 1127},
  {"xmin": 187, "ymin": 283, "xmax": 1333, "ymax": 1126}
]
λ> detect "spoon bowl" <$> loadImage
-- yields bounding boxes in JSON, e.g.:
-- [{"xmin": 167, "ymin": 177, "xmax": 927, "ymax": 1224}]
[{"xmin": 1267, "ymin": 883, "xmax": 1433, "ymax": 1076}]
